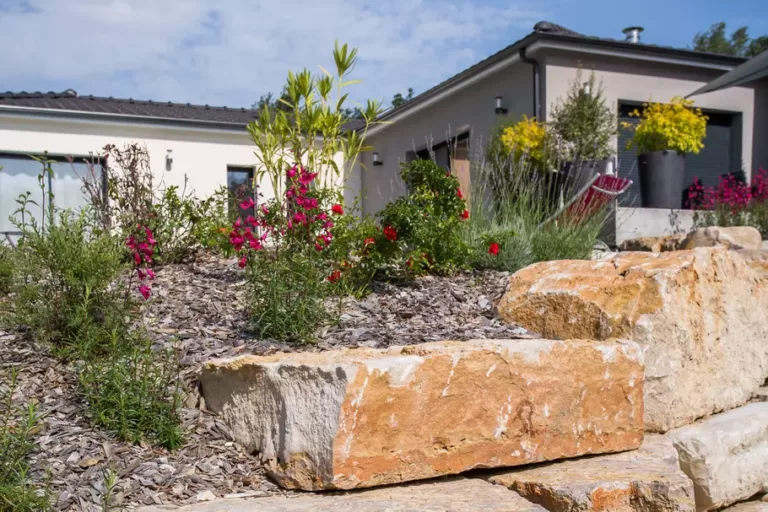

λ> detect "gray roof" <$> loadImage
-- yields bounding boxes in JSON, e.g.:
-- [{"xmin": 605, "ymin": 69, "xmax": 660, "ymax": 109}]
[
  {"xmin": 377, "ymin": 21, "xmax": 747, "ymax": 123},
  {"xmin": 0, "ymin": 89, "xmax": 260, "ymax": 129},
  {"xmin": 689, "ymin": 49, "xmax": 768, "ymax": 96}
]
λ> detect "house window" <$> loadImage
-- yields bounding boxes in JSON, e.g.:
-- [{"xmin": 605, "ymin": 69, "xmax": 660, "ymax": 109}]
[
  {"xmin": 227, "ymin": 166, "xmax": 255, "ymax": 220},
  {"xmin": 617, "ymin": 103, "xmax": 742, "ymax": 208},
  {"xmin": 0, "ymin": 153, "xmax": 101, "ymax": 239}
]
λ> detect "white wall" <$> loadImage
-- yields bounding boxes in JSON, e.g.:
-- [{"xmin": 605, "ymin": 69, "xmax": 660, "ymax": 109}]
[
  {"xmin": 0, "ymin": 113, "xmax": 271, "ymax": 202},
  {"xmin": 542, "ymin": 52, "xmax": 757, "ymax": 178}
]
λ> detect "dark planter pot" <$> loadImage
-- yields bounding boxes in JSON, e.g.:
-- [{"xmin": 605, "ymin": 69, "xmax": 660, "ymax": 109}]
[
  {"xmin": 563, "ymin": 160, "xmax": 609, "ymax": 193},
  {"xmin": 638, "ymin": 151, "xmax": 685, "ymax": 209}
]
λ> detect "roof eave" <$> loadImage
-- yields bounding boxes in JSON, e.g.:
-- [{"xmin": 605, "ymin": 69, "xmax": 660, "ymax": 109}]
[{"xmin": 0, "ymin": 104, "xmax": 254, "ymax": 133}]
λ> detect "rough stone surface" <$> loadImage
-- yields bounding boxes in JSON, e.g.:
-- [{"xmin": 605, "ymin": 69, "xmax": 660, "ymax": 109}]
[
  {"xmin": 722, "ymin": 503, "xmax": 768, "ymax": 512},
  {"xmin": 754, "ymin": 386, "xmax": 768, "ymax": 402},
  {"xmin": 137, "ymin": 477, "xmax": 546, "ymax": 511},
  {"xmin": 498, "ymin": 248, "xmax": 768, "ymax": 432},
  {"xmin": 669, "ymin": 403, "xmax": 768, "ymax": 511},
  {"xmin": 201, "ymin": 339, "xmax": 644, "ymax": 490},
  {"xmin": 682, "ymin": 226, "xmax": 762, "ymax": 251},
  {"xmin": 486, "ymin": 435, "xmax": 695, "ymax": 511},
  {"xmin": 619, "ymin": 234, "xmax": 686, "ymax": 253}
]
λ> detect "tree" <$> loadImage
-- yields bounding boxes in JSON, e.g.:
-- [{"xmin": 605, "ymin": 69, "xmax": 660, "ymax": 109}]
[
  {"xmin": 391, "ymin": 87, "xmax": 414, "ymax": 108},
  {"xmin": 252, "ymin": 89, "xmax": 292, "ymax": 112},
  {"xmin": 693, "ymin": 22, "xmax": 768, "ymax": 58}
]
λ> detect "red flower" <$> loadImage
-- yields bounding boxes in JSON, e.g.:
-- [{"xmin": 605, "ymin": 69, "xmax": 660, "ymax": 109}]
[
  {"xmin": 383, "ymin": 225, "xmax": 397, "ymax": 241},
  {"xmin": 327, "ymin": 270, "xmax": 342, "ymax": 282},
  {"xmin": 456, "ymin": 188, "xmax": 463, "ymax": 199},
  {"xmin": 134, "ymin": 252, "xmax": 141, "ymax": 265},
  {"xmin": 363, "ymin": 237, "xmax": 375, "ymax": 247},
  {"xmin": 488, "ymin": 242, "xmax": 500, "ymax": 256},
  {"xmin": 238, "ymin": 256, "xmax": 247, "ymax": 268},
  {"xmin": 331, "ymin": 204, "xmax": 344, "ymax": 215},
  {"xmin": 460, "ymin": 209, "xmax": 470, "ymax": 220},
  {"xmin": 139, "ymin": 285, "xmax": 151, "ymax": 300}
]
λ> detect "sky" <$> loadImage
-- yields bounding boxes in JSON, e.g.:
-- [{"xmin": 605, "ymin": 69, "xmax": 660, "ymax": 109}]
[{"xmin": 1, "ymin": 0, "xmax": 767, "ymax": 110}]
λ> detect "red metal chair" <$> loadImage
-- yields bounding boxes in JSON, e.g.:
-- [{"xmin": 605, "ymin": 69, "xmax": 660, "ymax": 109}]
[{"xmin": 540, "ymin": 174, "xmax": 633, "ymax": 228}]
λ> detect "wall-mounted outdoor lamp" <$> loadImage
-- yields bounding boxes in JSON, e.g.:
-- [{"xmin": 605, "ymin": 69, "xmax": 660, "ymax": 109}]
[
  {"xmin": 372, "ymin": 152, "xmax": 383, "ymax": 166},
  {"xmin": 495, "ymin": 96, "xmax": 508, "ymax": 115},
  {"xmin": 582, "ymin": 82, "xmax": 592, "ymax": 96},
  {"xmin": 166, "ymin": 149, "xmax": 174, "ymax": 171}
]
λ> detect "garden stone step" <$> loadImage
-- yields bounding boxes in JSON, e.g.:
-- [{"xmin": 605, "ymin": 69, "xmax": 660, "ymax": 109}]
[
  {"xmin": 137, "ymin": 477, "xmax": 546, "ymax": 511},
  {"xmin": 669, "ymin": 402, "xmax": 768, "ymax": 511},
  {"xmin": 485, "ymin": 435, "xmax": 695, "ymax": 511},
  {"xmin": 722, "ymin": 503, "xmax": 768, "ymax": 512},
  {"xmin": 200, "ymin": 338, "xmax": 644, "ymax": 490},
  {"xmin": 499, "ymin": 248, "xmax": 768, "ymax": 432}
]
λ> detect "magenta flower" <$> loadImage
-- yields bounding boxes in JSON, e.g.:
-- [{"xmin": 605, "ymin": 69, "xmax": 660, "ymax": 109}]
[
  {"xmin": 139, "ymin": 285, "xmax": 151, "ymax": 300},
  {"xmin": 233, "ymin": 217, "xmax": 242, "ymax": 229},
  {"xmin": 238, "ymin": 256, "xmax": 247, "ymax": 268},
  {"xmin": 240, "ymin": 197, "xmax": 255, "ymax": 210},
  {"xmin": 249, "ymin": 239, "xmax": 262, "ymax": 250},
  {"xmin": 137, "ymin": 268, "xmax": 146, "ymax": 280},
  {"xmin": 146, "ymin": 268, "xmax": 156, "ymax": 280},
  {"xmin": 246, "ymin": 215, "xmax": 258, "ymax": 226},
  {"xmin": 134, "ymin": 252, "xmax": 141, "ymax": 265},
  {"xmin": 287, "ymin": 166, "xmax": 298, "ymax": 178}
]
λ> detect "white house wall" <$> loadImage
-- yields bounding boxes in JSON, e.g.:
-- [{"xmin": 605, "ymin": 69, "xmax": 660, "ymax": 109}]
[
  {"xmin": 360, "ymin": 61, "xmax": 535, "ymax": 215},
  {"xmin": 0, "ymin": 113, "xmax": 271, "ymax": 203},
  {"xmin": 542, "ymin": 51, "xmax": 757, "ymax": 178}
]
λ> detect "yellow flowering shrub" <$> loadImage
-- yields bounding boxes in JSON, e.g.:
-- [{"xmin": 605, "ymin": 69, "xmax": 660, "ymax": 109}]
[
  {"xmin": 499, "ymin": 115, "xmax": 551, "ymax": 168},
  {"xmin": 625, "ymin": 97, "xmax": 708, "ymax": 154}
]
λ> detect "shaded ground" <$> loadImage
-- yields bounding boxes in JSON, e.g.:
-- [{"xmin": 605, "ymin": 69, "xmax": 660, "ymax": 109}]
[{"xmin": 0, "ymin": 254, "xmax": 528, "ymax": 511}]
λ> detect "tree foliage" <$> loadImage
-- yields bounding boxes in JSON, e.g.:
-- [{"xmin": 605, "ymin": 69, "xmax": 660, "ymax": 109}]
[
  {"xmin": 391, "ymin": 87, "xmax": 414, "ymax": 108},
  {"xmin": 693, "ymin": 22, "xmax": 768, "ymax": 58}
]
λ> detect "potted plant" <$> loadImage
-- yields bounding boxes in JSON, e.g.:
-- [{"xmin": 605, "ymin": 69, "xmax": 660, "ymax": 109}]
[
  {"xmin": 625, "ymin": 97, "xmax": 707, "ymax": 209},
  {"xmin": 550, "ymin": 70, "xmax": 616, "ymax": 193}
]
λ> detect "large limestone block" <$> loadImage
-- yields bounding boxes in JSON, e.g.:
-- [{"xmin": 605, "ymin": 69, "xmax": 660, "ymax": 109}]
[
  {"xmin": 486, "ymin": 435, "xmax": 695, "ymax": 511},
  {"xmin": 201, "ymin": 339, "xmax": 644, "ymax": 490},
  {"xmin": 669, "ymin": 403, "xmax": 768, "ymax": 511},
  {"xmin": 138, "ymin": 477, "xmax": 546, "ymax": 511},
  {"xmin": 682, "ymin": 226, "xmax": 762, "ymax": 251},
  {"xmin": 499, "ymin": 248, "xmax": 768, "ymax": 432}
]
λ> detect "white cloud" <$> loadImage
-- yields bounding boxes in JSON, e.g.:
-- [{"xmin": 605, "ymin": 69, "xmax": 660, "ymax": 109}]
[{"xmin": 0, "ymin": 0, "xmax": 544, "ymax": 108}]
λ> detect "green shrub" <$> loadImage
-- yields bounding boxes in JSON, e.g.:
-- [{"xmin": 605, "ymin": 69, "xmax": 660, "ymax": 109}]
[
  {"xmin": 0, "ymin": 370, "xmax": 51, "ymax": 512},
  {"xmin": 377, "ymin": 159, "xmax": 471, "ymax": 275},
  {"xmin": 465, "ymin": 145, "xmax": 607, "ymax": 273},
  {"xmin": 0, "ymin": 245, "xmax": 13, "ymax": 296},
  {"xmin": 8, "ymin": 209, "xmax": 130, "ymax": 358},
  {"xmin": 78, "ymin": 331, "xmax": 183, "ymax": 450},
  {"xmin": 549, "ymin": 69, "xmax": 616, "ymax": 162}
]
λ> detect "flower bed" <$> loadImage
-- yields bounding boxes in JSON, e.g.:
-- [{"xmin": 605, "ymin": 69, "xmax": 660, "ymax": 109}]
[{"xmin": 0, "ymin": 254, "xmax": 527, "ymax": 510}]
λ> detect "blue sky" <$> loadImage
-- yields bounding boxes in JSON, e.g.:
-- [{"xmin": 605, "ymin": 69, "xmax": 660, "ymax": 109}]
[{"xmin": 1, "ymin": 0, "xmax": 767, "ymax": 110}]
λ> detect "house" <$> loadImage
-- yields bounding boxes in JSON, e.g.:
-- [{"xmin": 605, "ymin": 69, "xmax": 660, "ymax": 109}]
[
  {"xmin": 356, "ymin": 22, "xmax": 768, "ymax": 242},
  {"xmin": 0, "ymin": 90, "xmax": 268, "ymax": 237}
]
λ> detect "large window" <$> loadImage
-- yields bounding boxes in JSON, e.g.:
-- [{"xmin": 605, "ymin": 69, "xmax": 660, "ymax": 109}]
[
  {"xmin": 227, "ymin": 166, "xmax": 255, "ymax": 220},
  {"xmin": 0, "ymin": 153, "xmax": 100, "ymax": 239}
]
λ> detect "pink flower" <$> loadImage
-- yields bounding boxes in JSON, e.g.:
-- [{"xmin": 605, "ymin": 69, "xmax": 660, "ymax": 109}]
[
  {"xmin": 261, "ymin": 204, "xmax": 269, "ymax": 215},
  {"xmin": 139, "ymin": 285, "xmax": 151, "ymax": 300},
  {"xmin": 246, "ymin": 215, "xmax": 258, "ymax": 226},
  {"xmin": 299, "ymin": 171, "xmax": 317, "ymax": 185},
  {"xmin": 126, "ymin": 235, "xmax": 136, "ymax": 250},
  {"xmin": 249, "ymin": 239, "xmax": 262, "ymax": 250},
  {"xmin": 233, "ymin": 218, "xmax": 242, "ymax": 229},
  {"xmin": 240, "ymin": 197, "xmax": 255, "ymax": 210},
  {"xmin": 315, "ymin": 242, "xmax": 324, "ymax": 251},
  {"xmin": 316, "ymin": 212, "xmax": 328, "ymax": 222},
  {"xmin": 287, "ymin": 166, "xmax": 298, "ymax": 178},
  {"xmin": 302, "ymin": 197, "xmax": 319, "ymax": 211},
  {"xmin": 137, "ymin": 268, "xmax": 146, "ymax": 280},
  {"xmin": 134, "ymin": 252, "xmax": 141, "ymax": 265},
  {"xmin": 331, "ymin": 204, "xmax": 344, "ymax": 215},
  {"xmin": 146, "ymin": 269, "xmax": 156, "ymax": 280},
  {"xmin": 238, "ymin": 256, "xmax": 247, "ymax": 268}
]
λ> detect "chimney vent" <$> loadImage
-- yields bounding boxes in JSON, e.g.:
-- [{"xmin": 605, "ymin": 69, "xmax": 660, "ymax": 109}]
[{"xmin": 622, "ymin": 26, "xmax": 644, "ymax": 43}]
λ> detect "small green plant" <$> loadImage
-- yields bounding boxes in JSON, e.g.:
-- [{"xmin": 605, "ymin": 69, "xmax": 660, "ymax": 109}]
[
  {"xmin": 377, "ymin": 159, "xmax": 471, "ymax": 275},
  {"xmin": 78, "ymin": 331, "xmax": 183, "ymax": 450},
  {"xmin": 549, "ymin": 69, "xmax": 616, "ymax": 162},
  {"xmin": 0, "ymin": 369, "xmax": 51, "ymax": 512},
  {"xmin": 8, "ymin": 207, "xmax": 130, "ymax": 358},
  {"xmin": 624, "ymin": 97, "xmax": 708, "ymax": 154},
  {"xmin": 0, "ymin": 245, "xmax": 13, "ymax": 296}
]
